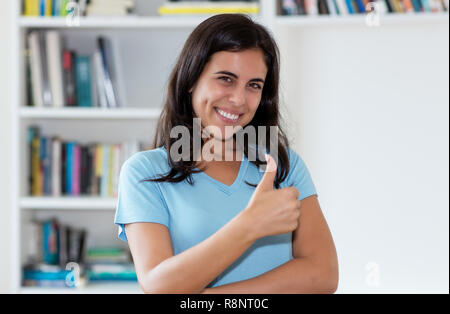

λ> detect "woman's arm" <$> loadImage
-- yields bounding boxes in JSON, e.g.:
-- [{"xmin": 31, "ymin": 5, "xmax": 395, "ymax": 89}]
[
  {"xmin": 201, "ymin": 195, "xmax": 339, "ymax": 294},
  {"xmin": 125, "ymin": 211, "xmax": 256, "ymax": 294}
]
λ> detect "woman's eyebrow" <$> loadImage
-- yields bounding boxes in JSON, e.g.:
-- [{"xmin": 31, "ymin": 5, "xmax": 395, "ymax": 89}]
[{"xmin": 214, "ymin": 71, "xmax": 265, "ymax": 83}]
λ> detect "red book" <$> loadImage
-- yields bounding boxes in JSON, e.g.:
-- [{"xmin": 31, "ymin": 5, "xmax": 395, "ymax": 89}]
[{"xmin": 73, "ymin": 144, "xmax": 81, "ymax": 196}]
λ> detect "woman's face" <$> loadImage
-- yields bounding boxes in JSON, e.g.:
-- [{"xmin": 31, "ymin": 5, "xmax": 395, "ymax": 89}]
[{"xmin": 190, "ymin": 48, "xmax": 268, "ymax": 141}]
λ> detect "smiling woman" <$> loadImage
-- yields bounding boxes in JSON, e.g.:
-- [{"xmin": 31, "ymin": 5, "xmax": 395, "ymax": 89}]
[{"xmin": 114, "ymin": 14, "xmax": 338, "ymax": 294}]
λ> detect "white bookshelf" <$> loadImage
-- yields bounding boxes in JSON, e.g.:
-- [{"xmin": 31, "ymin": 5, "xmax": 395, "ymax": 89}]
[
  {"xmin": 20, "ymin": 197, "xmax": 117, "ymax": 210},
  {"xmin": 19, "ymin": 107, "xmax": 162, "ymax": 119},
  {"xmin": 11, "ymin": 0, "xmax": 449, "ymax": 294},
  {"xmin": 275, "ymin": 12, "xmax": 449, "ymax": 27}
]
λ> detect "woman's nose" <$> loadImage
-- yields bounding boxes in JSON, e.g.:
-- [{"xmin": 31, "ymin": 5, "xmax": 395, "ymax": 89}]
[{"xmin": 228, "ymin": 87, "xmax": 246, "ymax": 107}]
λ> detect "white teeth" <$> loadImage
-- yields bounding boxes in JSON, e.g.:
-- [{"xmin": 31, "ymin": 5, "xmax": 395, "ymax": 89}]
[{"xmin": 217, "ymin": 108, "xmax": 239, "ymax": 120}]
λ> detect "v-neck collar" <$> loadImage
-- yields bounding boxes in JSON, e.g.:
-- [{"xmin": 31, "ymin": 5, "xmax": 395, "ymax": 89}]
[
  {"xmin": 160, "ymin": 146, "xmax": 248, "ymax": 195},
  {"xmin": 196, "ymin": 152, "xmax": 248, "ymax": 195}
]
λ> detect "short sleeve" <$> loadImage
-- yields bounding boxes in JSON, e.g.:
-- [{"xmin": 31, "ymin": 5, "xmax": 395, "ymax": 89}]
[
  {"xmin": 114, "ymin": 152, "xmax": 170, "ymax": 242},
  {"xmin": 284, "ymin": 147, "xmax": 318, "ymax": 201}
]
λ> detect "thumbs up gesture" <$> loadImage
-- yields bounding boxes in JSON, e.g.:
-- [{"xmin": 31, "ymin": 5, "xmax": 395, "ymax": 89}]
[{"xmin": 244, "ymin": 154, "xmax": 301, "ymax": 239}]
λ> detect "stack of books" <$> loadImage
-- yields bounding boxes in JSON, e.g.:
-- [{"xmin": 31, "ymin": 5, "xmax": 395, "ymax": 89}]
[
  {"xmin": 26, "ymin": 31, "xmax": 121, "ymax": 108},
  {"xmin": 23, "ymin": 218, "xmax": 137, "ymax": 288},
  {"xmin": 23, "ymin": 0, "xmax": 135, "ymax": 17},
  {"xmin": 278, "ymin": 0, "xmax": 449, "ymax": 15},
  {"xmin": 27, "ymin": 126, "xmax": 142, "ymax": 197},
  {"xmin": 86, "ymin": 248, "xmax": 137, "ymax": 282},
  {"xmin": 23, "ymin": 218, "xmax": 87, "ymax": 288},
  {"xmin": 158, "ymin": 0, "xmax": 260, "ymax": 16}
]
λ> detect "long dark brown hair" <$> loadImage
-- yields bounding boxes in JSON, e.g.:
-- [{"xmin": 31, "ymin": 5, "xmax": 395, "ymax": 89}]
[{"xmin": 148, "ymin": 14, "xmax": 291, "ymax": 189}]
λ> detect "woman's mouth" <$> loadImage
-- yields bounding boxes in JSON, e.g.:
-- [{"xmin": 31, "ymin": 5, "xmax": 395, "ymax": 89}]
[{"xmin": 214, "ymin": 107, "xmax": 243, "ymax": 124}]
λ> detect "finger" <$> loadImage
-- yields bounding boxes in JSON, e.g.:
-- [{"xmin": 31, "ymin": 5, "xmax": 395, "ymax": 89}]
[{"xmin": 255, "ymin": 154, "xmax": 277, "ymax": 192}]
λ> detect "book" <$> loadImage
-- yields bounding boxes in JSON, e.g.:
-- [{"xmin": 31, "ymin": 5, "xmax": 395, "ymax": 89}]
[
  {"xmin": 86, "ymin": 0, "xmax": 135, "ymax": 16},
  {"xmin": 97, "ymin": 37, "xmax": 119, "ymax": 108},
  {"xmin": 28, "ymin": 32, "xmax": 45, "ymax": 107},
  {"xmin": 31, "ymin": 127, "xmax": 42, "ymax": 195},
  {"xmin": 46, "ymin": 31, "xmax": 65, "ymax": 107},
  {"xmin": 63, "ymin": 50, "xmax": 77, "ymax": 106},
  {"xmin": 93, "ymin": 50, "xmax": 108, "ymax": 108},
  {"xmin": 318, "ymin": 0, "xmax": 331, "ymax": 14},
  {"xmin": 281, "ymin": 0, "xmax": 299, "ymax": 15},
  {"xmin": 335, "ymin": 0, "xmax": 349, "ymax": 14},
  {"xmin": 65, "ymin": 141, "xmax": 73, "ymax": 194},
  {"xmin": 51, "ymin": 137, "xmax": 62, "ymax": 197},
  {"xmin": 38, "ymin": 32, "xmax": 52, "ymax": 107},
  {"xmin": 327, "ymin": 0, "xmax": 339, "ymax": 14},
  {"xmin": 24, "ymin": 0, "xmax": 40, "ymax": 16},
  {"xmin": 27, "ymin": 126, "xmax": 39, "ymax": 195},
  {"xmin": 43, "ymin": 219, "xmax": 59, "ymax": 264},
  {"xmin": 158, "ymin": 1, "xmax": 260, "ymax": 15},
  {"xmin": 73, "ymin": 144, "xmax": 81, "ymax": 196},
  {"xmin": 354, "ymin": 0, "xmax": 366, "ymax": 11},
  {"xmin": 75, "ymin": 55, "xmax": 93, "ymax": 107}
]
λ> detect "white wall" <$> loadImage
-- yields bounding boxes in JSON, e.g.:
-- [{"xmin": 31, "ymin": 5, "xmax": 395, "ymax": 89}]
[
  {"xmin": 278, "ymin": 21, "xmax": 449, "ymax": 293},
  {"xmin": 0, "ymin": 0, "xmax": 13, "ymax": 294}
]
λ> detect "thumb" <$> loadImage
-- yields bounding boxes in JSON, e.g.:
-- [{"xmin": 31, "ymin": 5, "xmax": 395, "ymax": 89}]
[{"xmin": 255, "ymin": 154, "xmax": 277, "ymax": 192}]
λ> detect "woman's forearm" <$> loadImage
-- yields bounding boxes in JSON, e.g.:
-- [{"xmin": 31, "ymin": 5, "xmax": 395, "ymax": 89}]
[
  {"xmin": 142, "ymin": 212, "xmax": 256, "ymax": 294},
  {"xmin": 201, "ymin": 257, "xmax": 338, "ymax": 294}
]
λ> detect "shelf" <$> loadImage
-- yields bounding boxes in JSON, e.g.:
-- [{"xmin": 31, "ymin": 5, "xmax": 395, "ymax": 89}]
[
  {"xmin": 19, "ymin": 107, "xmax": 162, "ymax": 120},
  {"xmin": 19, "ymin": 15, "xmax": 223, "ymax": 29},
  {"xmin": 275, "ymin": 12, "xmax": 450, "ymax": 27},
  {"xmin": 20, "ymin": 197, "xmax": 117, "ymax": 210},
  {"xmin": 20, "ymin": 282, "xmax": 142, "ymax": 294}
]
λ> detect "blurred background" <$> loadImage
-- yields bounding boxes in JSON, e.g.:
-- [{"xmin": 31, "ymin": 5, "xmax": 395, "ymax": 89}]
[{"xmin": 0, "ymin": 0, "xmax": 448, "ymax": 294}]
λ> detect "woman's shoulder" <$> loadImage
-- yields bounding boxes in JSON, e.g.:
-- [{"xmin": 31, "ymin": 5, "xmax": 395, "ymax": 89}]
[{"xmin": 121, "ymin": 146, "xmax": 170, "ymax": 178}]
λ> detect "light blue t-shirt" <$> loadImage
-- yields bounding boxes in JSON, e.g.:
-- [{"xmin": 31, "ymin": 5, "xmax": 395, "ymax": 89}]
[{"xmin": 114, "ymin": 146, "xmax": 317, "ymax": 288}]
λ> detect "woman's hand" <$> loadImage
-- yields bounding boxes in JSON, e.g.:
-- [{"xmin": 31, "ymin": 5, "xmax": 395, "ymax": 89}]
[{"xmin": 241, "ymin": 154, "xmax": 301, "ymax": 240}]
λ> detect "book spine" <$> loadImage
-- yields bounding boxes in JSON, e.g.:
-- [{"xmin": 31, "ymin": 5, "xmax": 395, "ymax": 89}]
[
  {"xmin": 421, "ymin": 0, "xmax": 433, "ymax": 11},
  {"xmin": 75, "ymin": 56, "xmax": 93, "ymax": 107},
  {"xmin": 52, "ymin": 137, "xmax": 61, "ymax": 197},
  {"xmin": 46, "ymin": 31, "xmax": 65, "ymax": 107},
  {"xmin": 335, "ymin": 0, "xmax": 349, "ymax": 14},
  {"xmin": 63, "ymin": 50, "xmax": 77, "ymax": 106},
  {"xmin": 355, "ymin": 0, "xmax": 367, "ymax": 11},
  {"xmin": 101, "ymin": 144, "xmax": 110, "ymax": 197},
  {"xmin": 45, "ymin": 0, "xmax": 53, "ymax": 16},
  {"xmin": 24, "ymin": 0, "xmax": 40, "ymax": 16},
  {"xmin": 28, "ymin": 127, "xmax": 37, "ymax": 195},
  {"xmin": 65, "ymin": 142, "xmax": 73, "ymax": 195},
  {"xmin": 97, "ymin": 37, "xmax": 119, "ymax": 108},
  {"xmin": 73, "ymin": 144, "xmax": 81, "ymax": 196},
  {"xmin": 112, "ymin": 144, "xmax": 121, "ymax": 198},
  {"xmin": 93, "ymin": 50, "xmax": 108, "ymax": 108},
  {"xmin": 327, "ymin": 0, "xmax": 339, "ymax": 14},
  {"xmin": 94, "ymin": 144, "xmax": 103, "ymax": 195},
  {"xmin": 38, "ymin": 32, "xmax": 52, "ymax": 107},
  {"xmin": 61, "ymin": 141, "xmax": 66, "ymax": 195},
  {"xmin": 44, "ymin": 136, "xmax": 52, "ymax": 195},
  {"xmin": 28, "ymin": 32, "xmax": 45, "ymax": 107}
]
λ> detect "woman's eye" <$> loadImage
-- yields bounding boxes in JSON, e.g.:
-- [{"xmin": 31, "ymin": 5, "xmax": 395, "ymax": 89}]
[
  {"xmin": 219, "ymin": 76, "xmax": 232, "ymax": 83},
  {"xmin": 250, "ymin": 83, "xmax": 262, "ymax": 90}
]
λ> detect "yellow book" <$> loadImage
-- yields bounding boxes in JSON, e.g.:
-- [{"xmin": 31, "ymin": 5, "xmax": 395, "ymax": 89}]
[
  {"xmin": 108, "ymin": 145, "xmax": 114, "ymax": 197},
  {"xmin": 45, "ymin": 0, "xmax": 52, "ymax": 16},
  {"xmin": 32, "ymin": 136, "xmax": 42, "ymax": 196},
  {"xmin": 158, "ymin": 2, "xmax": 259, "ymax": 15},
  {"xmin": 392, "ymin": 0, "xmax": 405, "ymax": 12},
  {"xmin": 24, "ymin": 0, "xmax": 39, "ymax": 16},
  {"xmin": 158, "ymin": 7, "xmax": 260, "ymax": 15},
  {"xmin": 95, "ymin": 144, "xmax": 103, "ymax": 178}
]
